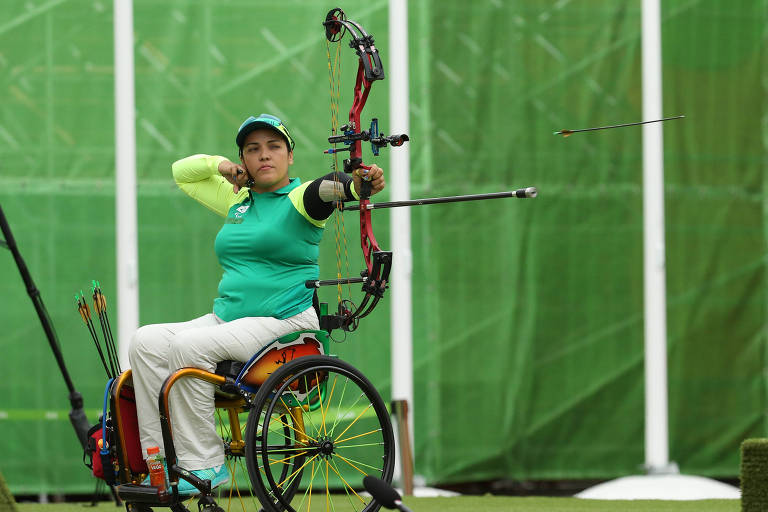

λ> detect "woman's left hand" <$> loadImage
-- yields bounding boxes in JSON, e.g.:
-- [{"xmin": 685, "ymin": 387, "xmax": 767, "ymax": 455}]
[{"xmin": 352, "ymin": 164, "xmax": 386, "ymax": 197}]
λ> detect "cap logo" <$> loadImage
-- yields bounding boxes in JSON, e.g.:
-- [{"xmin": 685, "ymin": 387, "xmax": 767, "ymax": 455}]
[{"xmin": 257, "ymin": 115, "xmax": 281, "ymax": 127}]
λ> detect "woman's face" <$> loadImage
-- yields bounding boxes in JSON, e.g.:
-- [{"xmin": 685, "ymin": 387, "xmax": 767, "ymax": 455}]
[{"xmin": 240, "ymin": 128, "xmax": 294, "ymax": 193}]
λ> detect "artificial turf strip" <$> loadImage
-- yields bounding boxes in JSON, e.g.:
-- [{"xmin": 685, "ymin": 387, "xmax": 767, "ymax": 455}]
[
  {"xmin": 741, "ymin": 438, "xmax": 768, "ymax": 512},
  {"xmin": 16, "ymin": 497, "xmax": 740, "ymax": 512},
  {"xmin": 0, "ymin": 471, "xmax": 18, "ymax": 512},
  {"xmin": 406, "ymin": 497, "xmax": 739, "ymax": 511}
]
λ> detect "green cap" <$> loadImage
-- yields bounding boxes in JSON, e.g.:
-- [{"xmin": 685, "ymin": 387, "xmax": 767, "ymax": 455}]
[{"xmin": 236, "ymin": 114, "xmax": 295, "ymax": 151}]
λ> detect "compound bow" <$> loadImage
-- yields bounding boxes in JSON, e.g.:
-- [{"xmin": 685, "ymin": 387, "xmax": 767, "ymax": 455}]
[
  {"xmin": 304, "ymin": 8, "xmax": 407, "ymax": 334},
  {"xmin": 306, "ymin": 7, "xmax": 536, "ymax": 334}
]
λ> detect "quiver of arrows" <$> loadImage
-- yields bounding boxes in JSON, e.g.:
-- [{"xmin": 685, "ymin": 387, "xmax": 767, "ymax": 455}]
[{"xmin": 75, "ymin": 280, "xmax": 120, "ymax": 379}]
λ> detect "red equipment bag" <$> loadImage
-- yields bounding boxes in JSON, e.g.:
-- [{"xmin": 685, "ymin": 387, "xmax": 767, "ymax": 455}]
[
  {"xmin": 84, "ymin": 423, "xmax": 106, "ymax": 478},
  {"xmin": 118, "ymin": 386, "xmax": 147, "ymax": 474},
  {"xmin": 84, "ymin": 383, "xmax": 147, "ymax": 481}
]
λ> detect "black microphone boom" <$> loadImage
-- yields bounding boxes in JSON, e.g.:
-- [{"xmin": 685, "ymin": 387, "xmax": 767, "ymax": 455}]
[{"xmin": 363, "ymin": 476, "xmax": 414, "ymax": 512}]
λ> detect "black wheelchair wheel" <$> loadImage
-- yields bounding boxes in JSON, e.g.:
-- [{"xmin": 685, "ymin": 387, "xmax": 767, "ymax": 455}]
[
  {"xmin": 245, "ymin": 355, "xmax": 395, "ymax": 512},
  {"xmin": 243, "ymin": 404, "xmax": 304, "ymax": 508}
]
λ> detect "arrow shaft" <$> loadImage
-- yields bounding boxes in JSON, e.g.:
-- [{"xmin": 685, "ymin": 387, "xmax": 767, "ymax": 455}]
[{"xmin": 556, "ymin": 115, "xmax": 684, "ymax": 135}]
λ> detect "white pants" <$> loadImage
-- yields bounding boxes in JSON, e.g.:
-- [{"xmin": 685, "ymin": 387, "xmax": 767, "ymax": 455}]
[{"xmin": 127, "ymin": 307, "xmax": 319, "ymax": 470}]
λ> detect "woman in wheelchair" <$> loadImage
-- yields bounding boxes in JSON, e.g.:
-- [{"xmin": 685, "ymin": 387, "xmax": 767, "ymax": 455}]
[{"xmin": 128, "ymin": 113, "xmax": 385, "ymax": 495}]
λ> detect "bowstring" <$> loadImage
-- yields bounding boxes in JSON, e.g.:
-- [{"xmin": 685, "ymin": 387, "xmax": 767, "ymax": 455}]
[{"xmin": 326, "ymin": 37, "xmax": 353, "ymax": 312}]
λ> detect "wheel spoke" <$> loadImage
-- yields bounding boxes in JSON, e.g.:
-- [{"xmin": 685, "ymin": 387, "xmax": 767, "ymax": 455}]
[
  {"xmin": 261, "ymin": 445, "xmax": 307, "ymax": 453},
  {"xmin": 327, "ymin": 374, "xmax": 349, "ymax": 436},
  {"xmin": 216, "ymin": 409, "xmax": 233, "ymax": 441},
  {"xmin": 263, "ymin": 451, "xmax": 320, "ymax": 506},
  {"xmin": 330, "ymin": 384, "xmax": 368, "ymax": 439},
  {"xmin": 333, "ymin": 402, "xmax": 373, "ymax": 443},
  {"xmin": 275, "ymin": 396, "xmax": 317, "ymax": 443},
  {"xmin": 215, "ymin": 408, "xmax": 263, "ymax": 512},
  {"xmin": 294, "ymin": 457, "xmax": 321, "ymax": 512},
  {"xmin": 334, "ymin": 441, "xmax": 385, "ymax": 449},
  {"xmin": 325, "ymin": 460, "xmax": 332, "ymax": 512},
  {"xmin": 335, "ymin": 426, "xmax": 382, "ymax": 445},
  {"xmin": 307, "ymin": 459, "xmax": 316, "ymax": 512},
  {"xmin": 333, "ymin": 452, "xmax": 374, "ymax": 476},
  {"xmin": 277, "ymin": 452, "xmax": 321, "ymax": 490},
  {"xmin": 221, "ymin": 456, "xmax": 248, "ymax": 512},
  {"xmin": 316, "ymin": 371, "xmax": 329, "ymax": 437},
  {"xmin": 334, "ymin": 452, "xmax": 384, "ymax": 473},
  {"xmin": 321, "ymin": 372, "xmax": 338, "ymax": 435},
  {"xmin": 327, "ymin": 458, "xmax": 367, "ymax": 505},
  {"xmin": 285, "ymin": 376, "xmax": 323, "ymax": 438},
  {"xmin": 267, "ymin": 449, "xmax": 308, "ymax": 467}
]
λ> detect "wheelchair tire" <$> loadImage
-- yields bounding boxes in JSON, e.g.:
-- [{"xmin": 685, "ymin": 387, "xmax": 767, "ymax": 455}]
[{"xmin": 244, "ymin": 355, "xmax": 395, "ymax": 512}]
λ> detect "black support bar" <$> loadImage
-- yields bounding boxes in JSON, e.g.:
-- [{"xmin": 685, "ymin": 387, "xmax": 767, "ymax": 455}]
[
  {"xmin": 0, "ymin": 202, "xmax": 91, "ymax": 449},
  {"xmin": 306, "ymin": 276, "xmax": 368, "ymax": 288}
]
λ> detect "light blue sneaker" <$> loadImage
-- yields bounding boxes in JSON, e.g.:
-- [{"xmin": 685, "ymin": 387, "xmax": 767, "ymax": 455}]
[{"xmin": 177, "ymin": 464, "xmax": 230, "ymax": 496}]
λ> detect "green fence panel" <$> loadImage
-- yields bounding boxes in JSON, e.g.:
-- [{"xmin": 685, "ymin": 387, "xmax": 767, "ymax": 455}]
[{"xmin": 0, "ymin": 0, "xmax": 764, "ymax": 494}]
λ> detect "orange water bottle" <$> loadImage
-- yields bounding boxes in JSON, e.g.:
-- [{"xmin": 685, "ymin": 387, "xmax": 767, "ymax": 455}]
[{"xmin": 146, "ymin": 446, "xmax": 167, "ymax": 492}]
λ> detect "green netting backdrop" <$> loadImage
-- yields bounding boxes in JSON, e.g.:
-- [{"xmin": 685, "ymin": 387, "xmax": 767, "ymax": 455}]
[{"xmin": 0, "ymin": 0, "xmax": 764, "ymax": 494}]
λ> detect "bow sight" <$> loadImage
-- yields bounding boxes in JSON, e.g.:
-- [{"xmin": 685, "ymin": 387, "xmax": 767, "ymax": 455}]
[{"xmin": 326, "ymin": 118, "xmax": 409, "ymax": 159}]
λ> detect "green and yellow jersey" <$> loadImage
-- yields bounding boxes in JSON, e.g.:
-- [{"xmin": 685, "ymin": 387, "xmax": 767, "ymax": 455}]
[{"xmin": 172, "ymin": 154, "xmax": 358, "ymax": 321}]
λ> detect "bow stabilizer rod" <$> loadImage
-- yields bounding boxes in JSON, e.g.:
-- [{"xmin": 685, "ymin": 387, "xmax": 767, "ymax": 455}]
[
  {"xmin": 554, "ymin": 115, "xmax": 684, "ymax": 137},
  {"xmin": 342, "ymin": 187, "xmax": 537, "ymax": 211}
]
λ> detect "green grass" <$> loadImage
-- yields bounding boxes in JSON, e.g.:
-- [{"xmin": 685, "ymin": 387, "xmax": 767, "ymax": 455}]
[{"xmin": 16, "ymin": 497, "xmax": 740, "ymax": 512}]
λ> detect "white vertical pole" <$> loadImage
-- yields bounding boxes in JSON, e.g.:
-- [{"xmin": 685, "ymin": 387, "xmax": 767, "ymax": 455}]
[
  {"xmin": 389, "ymin": 0, "xmax": 414, "ymax": 446},
  {"xmin": 114, "ymin": 0, "xmax": 139, "ymax": 369},
  {"xmin": 642, "ymin": 0, "xmax": 672, "ymax": 474}
]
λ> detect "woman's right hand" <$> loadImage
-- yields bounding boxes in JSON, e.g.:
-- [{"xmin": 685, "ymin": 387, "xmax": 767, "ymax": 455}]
[{"xmin": 218, "ymin": 160, "xmax": 248, "ymax": 193}]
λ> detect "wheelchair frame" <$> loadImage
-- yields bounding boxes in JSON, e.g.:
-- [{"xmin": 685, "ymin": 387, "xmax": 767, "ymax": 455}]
[{"xmin": 99, "ymin": 329, "xmax": 394, "ymax": 512}]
